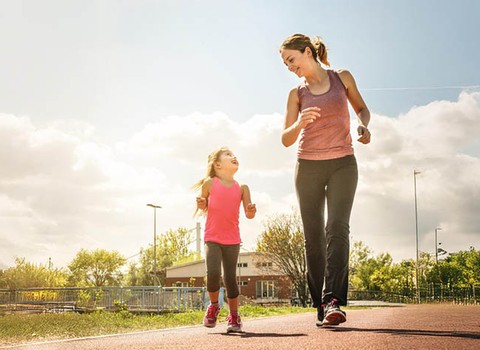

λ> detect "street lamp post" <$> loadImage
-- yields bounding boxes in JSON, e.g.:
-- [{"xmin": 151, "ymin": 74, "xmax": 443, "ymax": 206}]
[
  {"xmin": 413, "ymin": 170, "xmax": 421, "ymax": 303},
  {"xmin": 147, "ymin": 203, "xmax": 162, "ymax": 285},
  {"xmin": 435, "ymin": 227, "xmax": 442, "ymax": 264}
]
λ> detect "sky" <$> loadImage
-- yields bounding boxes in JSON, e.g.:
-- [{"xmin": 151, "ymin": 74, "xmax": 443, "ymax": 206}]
[{"xmin": 1, "ymin": 0, "xmax": 479, "ymax": 270}]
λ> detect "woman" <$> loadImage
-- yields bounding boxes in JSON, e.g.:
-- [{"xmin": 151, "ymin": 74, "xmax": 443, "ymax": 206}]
[{"xmin": 279, "ymin": 33, "xmax": 371, "ymax": 326}]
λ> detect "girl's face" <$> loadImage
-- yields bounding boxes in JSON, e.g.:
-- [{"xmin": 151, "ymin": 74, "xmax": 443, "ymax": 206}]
[
  {"xmin": 281, "ymin": 48, "xmax": 311, "ymax": 77},
  {"xmin": 216, "ymin": 150, "xmax": 239, "ymax": 171}
]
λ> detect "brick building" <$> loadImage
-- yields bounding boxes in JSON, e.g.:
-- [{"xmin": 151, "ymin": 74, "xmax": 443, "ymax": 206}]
[{"xmin": 165, "ymin": 252, "xmax": 292, "ymax": 303}]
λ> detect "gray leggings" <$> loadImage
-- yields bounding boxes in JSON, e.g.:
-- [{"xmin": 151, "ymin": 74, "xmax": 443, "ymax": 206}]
[
  {"xmin": 205, "ymin": 242, "xmax": 240, "ymax": 299},
  {"xmin": 295, "ymin": 155, "xmax": 358, "ymax": 307}
]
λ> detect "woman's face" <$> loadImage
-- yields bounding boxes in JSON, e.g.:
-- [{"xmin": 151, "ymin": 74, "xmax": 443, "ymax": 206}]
[{"xmin": 281, "ymin": 48, "xmax": 310, "ymax": 77}]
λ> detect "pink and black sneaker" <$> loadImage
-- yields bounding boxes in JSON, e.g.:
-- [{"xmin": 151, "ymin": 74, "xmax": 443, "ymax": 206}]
[
  {"xmin": 226, "ymin": 312, "xmax": 243, "ymax": 333},
  {"xmin": 322, "ymin": 298, "xmax": 346, "ymax": 326},
  {"xmin": 203, "ymin": 303, "xmax": 220, "ymax": 328}
]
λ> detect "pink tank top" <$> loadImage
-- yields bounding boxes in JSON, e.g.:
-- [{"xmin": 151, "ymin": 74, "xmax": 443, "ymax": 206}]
[
  {"xmin": 204, "ymin": 177, "xmax": 242, "ymax": 245},
  {"xmin": 297, "ymin": 70, "xmax": 354, "ymax": 160}
]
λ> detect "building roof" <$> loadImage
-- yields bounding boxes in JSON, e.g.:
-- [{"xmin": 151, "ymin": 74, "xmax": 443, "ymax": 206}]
[{"xmin": 166, "ymin": 251, "xmax": 261, "ymax": 271}]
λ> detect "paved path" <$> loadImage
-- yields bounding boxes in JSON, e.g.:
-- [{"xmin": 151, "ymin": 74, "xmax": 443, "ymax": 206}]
[{"xmin": 3, "ymin": 304, "xmax": 480, "ymax": 350}]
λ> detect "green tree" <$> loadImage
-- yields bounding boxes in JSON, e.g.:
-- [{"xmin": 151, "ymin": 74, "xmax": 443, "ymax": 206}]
[
  {"xmin": 418, "ymin": 251, "xmax": 435, "ymax": 288},
  {"xmin": 159, "ymin": 227, "xmax": 197, "ymax": 266},
  {"xmin": 125, "ymin": 261, "xmax": 142, "ymax": 286},
  {"xmin": 349, "ymin": 241, "xmax": 480, "ymax": 298},
  {"xmin": 364, "ymin": 253, "xmax": 393, "ymax": 290},
  {"xmin": 433, "ymin": 249, "xmax": 480, "ymax": 288},
  {"xmin": 349, "ymin": 241, "xmax": 400, "ymax": 292},
  {"xmin": 0, "ymin": 258, "xmax": 68, "ymax": 289},
  {"xmin": 428, "ymin": 259, "xmax": 464, "ymax": 290},
  {"xmin": 464, "ymin": 248, "xmax": 480, "ymax": 286},
  {"xmin": 126, "ymin": 227, "xmax": 196, "ymax": 286},
  {"xmin": 349, "ymin": 241, "xmax": 372, "ymax": 290},
  {"xmin": 256, "ymin": 211, "xmax": 308, "ymax": 306},
  {"xmin": 396, "ymin": 259, "xmax": 416, "ymax": 295},
  {"xmin": 68, "ymin": 249, "xmax": 126, "ymax": 287},
  {"xmin": 350, "ymin": 241, "xmax": 372, "ymax": 272}
]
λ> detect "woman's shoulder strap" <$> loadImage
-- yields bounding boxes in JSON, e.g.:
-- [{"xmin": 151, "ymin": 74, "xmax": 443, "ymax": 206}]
[
  {"xmin": 296, "ymin": 81, "xmax": 308, "ymax": 98},
  {"xmin": 330, "ymin": 69, "xmax": 348, "ymax": 91}
]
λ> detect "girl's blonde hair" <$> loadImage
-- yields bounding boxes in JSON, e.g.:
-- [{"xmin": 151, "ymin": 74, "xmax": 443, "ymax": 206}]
[
  {"xmin": 192, "ymin": 146, "xmax": 230, "ymax": 216},
  {"xmin": 280, "ymin": 33, "xmax": 330, "ymax": 67},
  {"xmin": 192, "ymin": 146, "xmax": 230, "ymax": 191}
]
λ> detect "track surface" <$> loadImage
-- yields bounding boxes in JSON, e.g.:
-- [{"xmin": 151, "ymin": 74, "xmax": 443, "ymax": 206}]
[{"xmin": 3, "ymin": 304, "xmax": 480, "ymax": 350}]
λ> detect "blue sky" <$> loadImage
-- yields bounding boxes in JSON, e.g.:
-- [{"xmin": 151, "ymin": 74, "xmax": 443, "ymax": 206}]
[
  {"xmin": 3, "ymin": 1, "xmax": 479, "ymax": 137},
  {"xmin": 0, "ymin": 0, "xmax": 479, "ymax": 269}
]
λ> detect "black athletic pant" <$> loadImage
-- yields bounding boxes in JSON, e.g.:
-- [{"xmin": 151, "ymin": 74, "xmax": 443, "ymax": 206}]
[
  {"xmin": 295, "ymin": 155, "xmax": 358, "ymax": 307},
  {"xmin": 205, "ymin": 242, "xmax": 240, "ymax": 299}
]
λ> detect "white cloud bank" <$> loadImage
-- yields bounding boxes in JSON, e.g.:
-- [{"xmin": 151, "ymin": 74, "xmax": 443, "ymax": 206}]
[{"xmin": 1, "ymin": 92, "xmax": 479, "ymax": 269}]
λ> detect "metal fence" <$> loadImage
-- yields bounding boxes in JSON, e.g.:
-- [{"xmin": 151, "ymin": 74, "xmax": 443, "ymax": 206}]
[
  {"xmin": 1, "ymin": 285, "xmax": 478, "ymax": 315},
  {"xmin": 418, "ymin": 284, "xmax": 480, "ymax": 304},
  {"xmin": 348, "ymin": 290, "xmax": 413, "ymax": 304},
  {"xmin": 0, "ymin": 286, "xmax": 211, "ymax": 314},
  {"xmin": 349, "ymin": 285, "xmax": 480, "ymax": 305}
]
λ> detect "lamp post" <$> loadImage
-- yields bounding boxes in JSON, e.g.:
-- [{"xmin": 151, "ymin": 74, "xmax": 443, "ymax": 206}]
[
  {"xmin": 413, "ymin": 170, "xmax": 421, "ymax": 302},
  {"xmin": 435, "ymin": 227, "xmax": 442, "ymax": 264},
  {"xmin": 147, "ymin": 203, "xmax": 162, "ymax": 285}
]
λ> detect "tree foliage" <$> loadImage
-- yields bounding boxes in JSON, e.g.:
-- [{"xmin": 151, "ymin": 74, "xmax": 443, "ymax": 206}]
[
  {"xmin": 68, "ymin": 249, "xmax": 126, "ymax": 287},
  {"xmin": 0, "ymin": 258, "xmax": 68, "ymax": 289},
  {"xmin": 256, "ymin": 211, "xmax": 308, "ymax": 306},
  {"xmin": 427, "ymin": 248, "xmax": 480, "ymax": 289},
  {"xmin": 126, "ymin": 227, "xmax": 196, "ymax": 286},
  {"xmin": 350, "ymin": 242, "xmax": 480, "ymax": 294},
  {"xmin": 350, "ymin": 241, "xmax": 394, "ymax": 291}
]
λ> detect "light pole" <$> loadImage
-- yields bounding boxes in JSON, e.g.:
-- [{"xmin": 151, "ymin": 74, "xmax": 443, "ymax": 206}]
[
  {"xmin": 413, "ymin": 169, "xmax": 421, "ymax": 302},
  {"xmin": 435, "ymin": 227, "xmax": 442, "ymax": 264},
  {"xmin": 147, "ymin": 203, "xmax": 162, "ymax": 285}
]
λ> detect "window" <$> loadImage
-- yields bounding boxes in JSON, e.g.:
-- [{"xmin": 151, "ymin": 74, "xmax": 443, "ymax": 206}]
[
  {"xmin": 237, "ymin": 262, "xmax": 248, "ymax": 268},
  {"xmin": 238, "ymin": 281, "xmax": 248, "ymax": 286},
  {"xmin": 172, "ymin": 281, "xmax": 189, "ymax": 287},
  {"xmin": 256, "ymin": 280, "xmax": 278, "ymax": 299},
  {"xmin": 256, "ymin": 262, "xmax": 273, "ymax": 268}
]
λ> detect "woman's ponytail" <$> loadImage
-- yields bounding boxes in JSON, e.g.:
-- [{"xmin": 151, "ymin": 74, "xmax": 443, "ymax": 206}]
[{"xmin": 312, "ymin": 36, "xmax": 330, "ymax": 67}]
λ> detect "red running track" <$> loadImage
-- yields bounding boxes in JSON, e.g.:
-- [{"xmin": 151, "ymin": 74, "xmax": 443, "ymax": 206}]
[{"xmin": 3, "ymin": 304, "xmax": 480, "ymax": 350}]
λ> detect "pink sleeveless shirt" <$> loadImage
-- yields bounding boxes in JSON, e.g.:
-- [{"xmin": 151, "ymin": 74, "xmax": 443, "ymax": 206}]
[
  {"xmin": 204, "ymin": 177, "xmax": 242, "ymax": 245},
  {"xmin": 297, "ymin": 70, "xmax": 354, "ymax": 160}
]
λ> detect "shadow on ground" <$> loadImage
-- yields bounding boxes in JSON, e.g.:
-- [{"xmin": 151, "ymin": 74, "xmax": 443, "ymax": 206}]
[
  {"xmin": 326, "ymin": 327, "xmax": 480, "ymax": 340},
  {"xmin": 218, "ymin": 332, "xmax": 308, "ymax": 338}
]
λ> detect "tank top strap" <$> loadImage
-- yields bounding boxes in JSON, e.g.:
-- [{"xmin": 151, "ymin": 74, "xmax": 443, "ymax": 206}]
[
  {"xmin": 328, "ymin": 70, "xmax": 347, "ymax": 92},
  {"xmin": 296, "ymin": 80, "xmax": 308, "ymax": 100}
]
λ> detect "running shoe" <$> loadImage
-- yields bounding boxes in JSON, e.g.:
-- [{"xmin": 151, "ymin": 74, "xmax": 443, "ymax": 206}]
[
  {"xmin": 323, "ymin": 298, "xmax": 346, "ymax": 326},
  {"xmin": 316, "ymin": 305, "xmax": 325, "ymax": 327},
  {"xmin": 203, "ymin": 303, "xmax": 220, "ymax": 328},
  {"xmin": 226, "ymin": 312, "xmax": 243, "ymax": 333}
]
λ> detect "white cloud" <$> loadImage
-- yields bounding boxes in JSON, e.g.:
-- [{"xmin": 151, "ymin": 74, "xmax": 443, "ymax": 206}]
[
  {"xmin": 351, "ymin": 92, "xmax": 480, "ymax": 259},
  {"xmin": 0, "ymin": 92, "xmax": 479, "ymax": 269}
]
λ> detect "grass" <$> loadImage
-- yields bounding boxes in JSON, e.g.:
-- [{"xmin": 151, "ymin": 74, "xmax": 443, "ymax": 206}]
[{"xmin": 0, "ymin": 305, "xmax": 318, "ymax": 346}]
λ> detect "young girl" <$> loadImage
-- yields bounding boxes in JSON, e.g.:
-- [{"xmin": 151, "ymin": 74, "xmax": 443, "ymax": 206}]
[{"xmin": 193, "ymin": 146, "xmax": 256, "ymax": 333}]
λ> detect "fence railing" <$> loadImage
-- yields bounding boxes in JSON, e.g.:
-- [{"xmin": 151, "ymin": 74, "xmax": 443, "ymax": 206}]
[
  {"xmin": 0, "ymin": 286, "xmax": 211, "ymax": 314},
  {"xmin": 348, "ymin": 290, "xmax": 413, "ymax": 304},
  {"xmin": 1, "ymin": 285, "xmax": 478, "ymax": 314},
  {"xmin": 349, "ymin": 285, "xmax": 480, "ymax": 305},
  {"xmin": 418, "ymin": 284, "xmax": 480, "ymax": 304}
]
